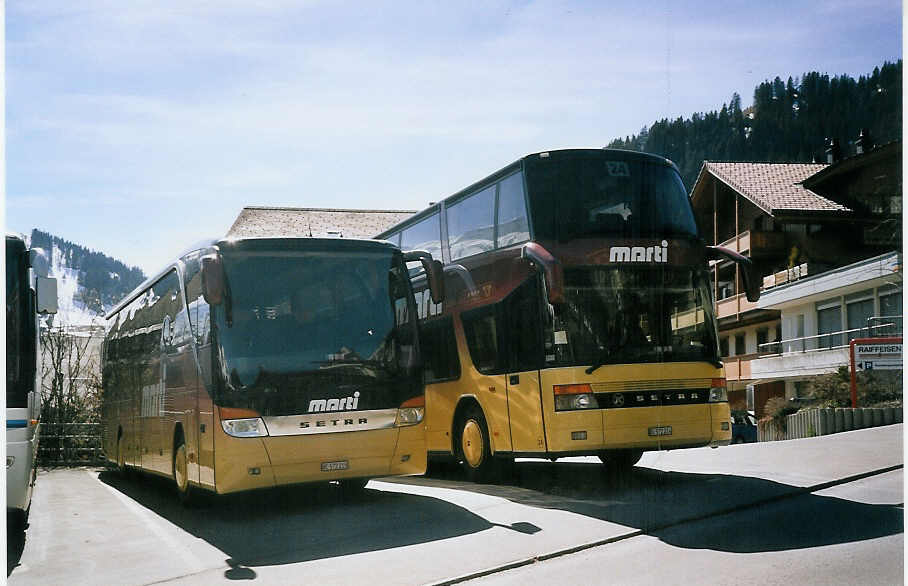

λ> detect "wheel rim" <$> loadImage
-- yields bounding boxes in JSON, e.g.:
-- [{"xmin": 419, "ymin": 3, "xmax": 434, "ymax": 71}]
[
  {"xmin": 461, "ymin": 419, "xmax": 484, "ymax": 468},
  {"xmin": 174, "ymin": 444, "xmax": 188, "ymax": 493}
]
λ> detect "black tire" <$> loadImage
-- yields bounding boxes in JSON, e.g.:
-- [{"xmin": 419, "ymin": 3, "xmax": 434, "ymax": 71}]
[
  {"xmin": 116, "ymin": 435, "xmax": 129, "ymax": 477},
  {"xmin": 7, "ymin": 509, "xmax": 27, "ymax": 534},
  {"xmin": 456, "ymin": 406, "xmax": 502, "ymax": 483},
  {"xmin": 598, "ymin": 449, "xmax": 643, "ymax": 473},
  {"xmin": 339, "ymin": 478, "xmax": 369, "ymax": 499},
  {"xmin": 172, "ymin": 432, "xmax": 193, "ymax": 505}
]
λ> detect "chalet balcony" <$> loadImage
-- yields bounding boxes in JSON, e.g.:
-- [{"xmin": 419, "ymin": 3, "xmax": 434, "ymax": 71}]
[
  {"xmin": 717, "ymin": 230, "xmax": 786, "ymax": 257},
  {"xmin": 762, "ymin": 263, "xmax": 809, "ymax": 290},
  {"xmin": 715, "ymin": 292, "xmax": 759, "ymax": 320},
  {"xmin": 749, "ymin": 319, "xmax": 902, "ymax": 380},
  {"xmin": 723, "ymin": 355, "xmax": 752, "ymax": 382}
]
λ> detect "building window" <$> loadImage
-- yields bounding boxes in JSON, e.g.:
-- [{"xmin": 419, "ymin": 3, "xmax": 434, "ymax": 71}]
[
  {"xmin": 734, "ymin": 333, "xmax": 745, "ymax": 355},
  {"xmin": 878, "ymin": 288, "xmax": 902, "ymax": 336},
  {"xmin": 817, "ymin": 301, "xmax": 842, "ymax": 349},
  {"xmin": 845, "ymin": 292, "xmax": 875, "ymax": 342},
  {"xmin": 720, "ymin": 337, "xmax": 729, "ymax": 357},
  {"xmin": 756, "ymin": 328, "xmax": 768, "ymax": 346},
  {"xmin": 783, "ymin": 223, "xmax": 807, "ymax": 236}
]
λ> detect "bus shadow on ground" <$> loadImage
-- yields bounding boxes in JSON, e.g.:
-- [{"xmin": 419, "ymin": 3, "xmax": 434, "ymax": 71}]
[
  {"xmin": 98, "ymin": 470, "xmax": 498, "ymax": 567},
  {"xmin": 6, "ymin": 515, "xmax": 27, "ymax": 577},
  {"xmin": 397, "ymin": 459, "xmax": 904, "ymax": 554}
]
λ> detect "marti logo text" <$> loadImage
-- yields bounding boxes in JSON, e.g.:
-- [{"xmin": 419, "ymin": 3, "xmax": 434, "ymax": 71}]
[
  {"xmin": 308, "ymin": 392, "xmax": 360, "ymax": 413},
  {"xmin": 609, "ymin": 241, "xmax": 669, "ymax": 263}
]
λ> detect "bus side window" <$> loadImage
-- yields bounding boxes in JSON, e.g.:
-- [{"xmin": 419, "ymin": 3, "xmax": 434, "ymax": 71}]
[
  {"xmin": 496, "ymin": 171, "xmax": 530, "ymax": 248},
  {"xmin": 182, "ymin": 252, "xmax": 205, "ymax": 342},
  {"xmin": 505, "ymin": 277, "xmax": 543, "ymax": 372},
  {"xmin": 420, "ymin": 316, "xmax": 460, "ymax": 382},
  {"xmin": 447, "ymin": 185, "xmax": 495, "ymax": 260},
  {"xmin": 461, "ymin": 305, "xmax": 504, "ymax": 374},
  {"xmin": 401, "ymin": 213, "xmax": 442, "ymax": 271}
]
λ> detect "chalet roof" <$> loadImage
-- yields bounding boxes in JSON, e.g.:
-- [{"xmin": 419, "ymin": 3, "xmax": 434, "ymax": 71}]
[
  {"xmin": 693, "ymin": 161, "xmax": 852, "ymax": 216},
  {"xmin": 227, "ymin": 207, "xmax": 417, "ymax": 240},
  {"xmin": 802, "ymin": 140, "xmax": 902, "ymax": 189}
]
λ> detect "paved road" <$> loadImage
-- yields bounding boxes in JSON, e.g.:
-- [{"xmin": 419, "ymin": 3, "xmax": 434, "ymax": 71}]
[{"xmin": 7, "ymin": 425, "xmax": 903, "ymax": 585}]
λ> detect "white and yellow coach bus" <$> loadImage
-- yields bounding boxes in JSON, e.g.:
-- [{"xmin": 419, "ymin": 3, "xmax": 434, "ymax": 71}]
[
  {"xmin": 101, "ymin": 236, "xmax": 442, "ymax": 501},
  {"xmin": 377, "ymin": 149, "xmax": 760, "ymax": 482}
]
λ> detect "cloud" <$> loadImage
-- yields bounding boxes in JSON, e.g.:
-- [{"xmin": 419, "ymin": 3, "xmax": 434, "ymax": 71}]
[{"xmin": 7, "ymin": 1, "xmax": 901, "ymax": 272}]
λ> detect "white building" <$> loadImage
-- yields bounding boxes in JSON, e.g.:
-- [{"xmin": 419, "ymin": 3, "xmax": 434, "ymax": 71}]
[{"xmin": 750, "ymin": 251, "xmax": 901, "ymax": 398}]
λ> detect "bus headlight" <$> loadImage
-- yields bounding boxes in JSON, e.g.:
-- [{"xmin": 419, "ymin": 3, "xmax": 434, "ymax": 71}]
[
  {"xmin": 396, "ymin": 396, "xmax": 425, "ymax": 427},
  {"xmin": 554, "ymin": 384, "xmax": 599, "ymax": 411},
  {"xmin": 708, "ymin": 378, "xmax": 728, "ymax": 403},
  {"xmin": 221, "ymin": 418, "xmax": 269, "ymax": 437}
]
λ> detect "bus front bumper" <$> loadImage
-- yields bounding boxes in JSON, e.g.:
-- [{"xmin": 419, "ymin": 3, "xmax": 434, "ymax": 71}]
[{"xmin": 214, "ymin": 424, "xmax": 426, "ymax": 495}]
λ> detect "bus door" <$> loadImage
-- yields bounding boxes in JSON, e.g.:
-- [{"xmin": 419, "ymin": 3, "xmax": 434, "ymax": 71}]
[
  {"xmin": 184, "ymin": 257, "xmax": 215, "ymax": 489},
  {"xmin": 163, "ymin": 306, "xmax": 198, "ymax": 484},
  {"xmin": 504, "ymin": 277, "xmax": 547, "ymax": 453}
]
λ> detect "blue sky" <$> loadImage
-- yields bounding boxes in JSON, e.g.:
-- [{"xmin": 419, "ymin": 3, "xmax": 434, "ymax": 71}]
[{"xmin": 6, "ymin": 1, "xmax": 902, "ymax": 275}]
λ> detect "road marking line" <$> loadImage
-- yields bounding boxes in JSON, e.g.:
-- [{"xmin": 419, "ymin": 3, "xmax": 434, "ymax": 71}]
[{"xmin": 87, "ymin": 470, "xmax": 207, "ymax": 575}]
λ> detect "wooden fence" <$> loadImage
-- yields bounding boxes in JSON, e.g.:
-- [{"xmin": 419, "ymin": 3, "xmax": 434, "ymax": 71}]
[{"xmin": 37, "ymin": 423, "xmax": 107, "ymax": 467}]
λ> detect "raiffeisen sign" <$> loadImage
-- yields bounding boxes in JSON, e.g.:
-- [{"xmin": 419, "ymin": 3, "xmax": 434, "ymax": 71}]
[{"xmin": 849, "ymin": 336, "xmax": 903, "ymax": 407}]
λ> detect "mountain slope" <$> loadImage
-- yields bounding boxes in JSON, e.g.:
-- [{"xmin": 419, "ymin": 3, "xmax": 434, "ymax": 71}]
[{"xmin": 29, "ymin": 229, "xmax": 146, "ymax": 325}]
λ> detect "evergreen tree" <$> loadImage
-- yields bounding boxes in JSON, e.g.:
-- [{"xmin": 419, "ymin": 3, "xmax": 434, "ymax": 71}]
[{"xmin": 608, "ymin": 60, "xmax": 902, "ymax": 188}]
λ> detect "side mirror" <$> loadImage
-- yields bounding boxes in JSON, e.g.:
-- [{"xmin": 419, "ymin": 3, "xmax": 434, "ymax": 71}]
[
  {"xmin": 36, "ymin": 277, "xmax": 58, "ymax": 315},
  {"xmin": 402, "ymin": 251, "xmax": 446, "ymax": 304},
  {"xmin": 706, "ymin": 246, "xmax": 760, "ymax": 302},
  {"xmin": 201, "ymin": 254, "xmax": 226, "ymax": 305},
  {"xmin": 28, "ymin": 247, "xmax": 51, "ymax": 277},
  {"xmin": 521, "ymin": 242, "xmax": 565, "ymax": 304}
]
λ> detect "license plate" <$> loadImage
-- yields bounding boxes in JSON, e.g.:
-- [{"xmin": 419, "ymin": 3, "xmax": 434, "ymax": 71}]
[
  {"xmin": 648, "ymin": 426, "xmax": 673, "ymax": 437},
  {"xmin": 321, "ymin": 460, "xmax": 349, "ymax": 472}
]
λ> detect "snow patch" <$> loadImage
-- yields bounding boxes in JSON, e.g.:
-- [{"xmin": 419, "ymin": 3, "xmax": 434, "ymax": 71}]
[{"xmin": 49, "ymin": 242, "xmax": 106, "ymax": 327}]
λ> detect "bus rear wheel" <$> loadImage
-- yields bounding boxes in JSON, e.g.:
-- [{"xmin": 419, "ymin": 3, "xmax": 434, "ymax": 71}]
[
  {"xmin": 457, "ymin": 406, "xmax": 501, "ymax": 483},
  {"xmin": 598, "ymin": 449, "xmax": 643, "ymax": 474},
  {"xmin": 117, "ymin": 435, "xmax": 128, "ymax": 477},
  {"xmin": 173, "ymin": 433, "xmax": 193, "ymax": 505}
]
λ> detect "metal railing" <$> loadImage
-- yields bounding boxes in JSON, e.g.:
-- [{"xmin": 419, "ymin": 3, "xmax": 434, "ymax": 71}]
[
  {"xmin": 37, "ymin": 423, "xmax": 106, "ymax": 467},
  {"xmin": 757, "ymin": 317, "xmax": 903, "ymax": 355}
]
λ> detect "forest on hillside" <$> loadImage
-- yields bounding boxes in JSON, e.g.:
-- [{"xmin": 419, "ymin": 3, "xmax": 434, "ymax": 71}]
[
  {"xmin": 607, "ymin": 61, "xmax": 902, "ymax": 189},
  {"xmin": 30, "ymin": 229, "xmax": 146, "ymax": 314}
]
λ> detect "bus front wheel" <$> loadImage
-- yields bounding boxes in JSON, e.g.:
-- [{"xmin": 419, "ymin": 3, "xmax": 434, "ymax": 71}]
[
  {"xmin": 173, "ymin": 433, "xmax": 193, "ymax": 505},
  {"xmin": 339, "ymin": 478, "xmax": 369, "ymax": 499},
  {"xmin": 457, "ymin": 406, "xmax": 500, "ymax": 483}
]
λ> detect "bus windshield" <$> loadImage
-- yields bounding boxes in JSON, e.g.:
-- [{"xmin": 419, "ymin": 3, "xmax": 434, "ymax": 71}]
[
  {"xmin": 526, "ymin": 153, "xmax": 699, "ymax": 242},
  {"xmin": 6, "ymin": 239, "xmax": 31, "ymax": 407},
  {"xmin": 551, "ymin": 266, "xmax": 719, "ymax": 368},
  {"xmin": 213, "ymin": 246, "xmax": 421, "ymax": 416}
]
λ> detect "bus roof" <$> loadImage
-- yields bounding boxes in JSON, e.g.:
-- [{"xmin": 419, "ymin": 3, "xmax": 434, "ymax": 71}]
[
  {"xmin": 375, "ymin": 148, "xmax": 677, "ymax": 239},
  {"xmin": 105, "ymin": 236, "xmax": 400, "ymax": 320}
]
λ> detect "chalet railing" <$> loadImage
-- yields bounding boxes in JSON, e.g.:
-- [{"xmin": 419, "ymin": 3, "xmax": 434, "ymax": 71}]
[{"xmin": 762, "ymin": 263, "xmax": 808, "ymax": 289}]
